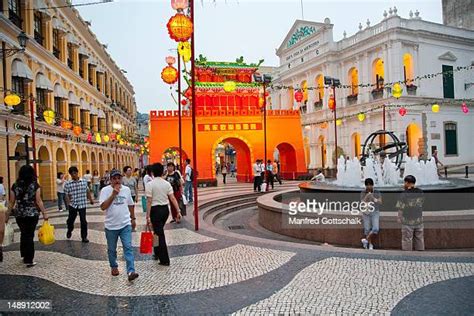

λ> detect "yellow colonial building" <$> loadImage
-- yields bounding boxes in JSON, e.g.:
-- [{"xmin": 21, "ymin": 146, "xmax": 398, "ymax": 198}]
[{"xmin": 1, "ymin": 0, "xmax": 138, "ymax": 201}]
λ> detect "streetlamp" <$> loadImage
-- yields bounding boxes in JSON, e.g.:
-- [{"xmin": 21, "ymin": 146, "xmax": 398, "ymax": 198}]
[
  {"xmin": 2, "ymin": 31, "xmax": 29, "ymax": 192},
  {"xmin": 324, "ymin": 76, "xmax": 340, "ymax": 172},
  {"xmin": 253, "ymin": 73, "xmax": 272, "ymax": 166},
  {"xmin": 112, "ymin": 122, "xmax": 122, "ymax": 168}
]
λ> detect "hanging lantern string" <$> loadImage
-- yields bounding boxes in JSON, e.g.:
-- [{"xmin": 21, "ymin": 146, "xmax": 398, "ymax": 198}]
[
  {"xmin": 270, "ymin": 65, "xmax": 473, "ymax": 91},
  {"xmin": 307, "ymin": 98, "xmax": 473, "ymax": 126}
]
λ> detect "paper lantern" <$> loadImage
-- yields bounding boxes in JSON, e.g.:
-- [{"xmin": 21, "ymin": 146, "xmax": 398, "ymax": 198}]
[
  {"xmin": 4, "ymin": 94, "xmax": 21, "ymax": 106},
  {"xmin": 43, "ymin": 109, "xmax": 55, "ymax": 125},
  {"xmin": 432, "ymin": 104, "xmax": 440, "ymax": 113},
  {"xmin": 117, "ymin": 134, "xmax": 122, "ymax": 141},
  {"xmin": 95, "ymin": 133, "xmax": 102, "ymax": 144},
  {"xmin": 166, "ymin": 56, "xmax": 176, "ymax": 65},
  {"xmin": 178, "ymin": 41, "xmax": 191, "ymax": 62},
  {"xmin": 264, "ymin": 91, "xmax": 270, "ymax": 97},
  {"xmin": 357, "ymin": 113, "xmax": 366, "ymax": 122},
  {"xmin": 110, "ymin": 133, "xmax": 116, "ymax": 141},
  {"xmin": 181, "ymin": 99, "xmax": 187, "ymax": 106},
  {"xmin": 320, "ymin": 122, "xmax": 328, "ymax": 129},
  {"xmin": 103, "ymin": 134, "xmax": 110, "ymax": 143},
  {"xmin": 184, "ymin": 87, "xmax": 192, "ymax": 100},
  {"xmin": 336, "ymin": 119, "xmax": 342, "ymax": 126},
  {"xmin": 61, "ymin": 120, "xmax": 72, "ymax": 129},
  {"xmin": 294, "ymin": 90, "xmax": 303, "ymax": 103},
  {"xmin": 161, "ymin": 65, "xmax": 178, "ymax": 84},
  {"xmin": 167, "ymin": 13, "xmax": 193, "ymax": 42},
  {"xmin": 119, "ymin": 139, "xmax": 125, "ymax": 145},
  {"xmin": 258, "ymin": 97, "xmax": 264, "ymax": 107},
  {"xmin": 223, "ymin": 81, "xmax": 236, "ymax": 93},
  {"xmin": 171, "ymin": 0, "xmax": 188, "ymax": 11},
  {"xmin": 73, "ymin": 125, "xmax": 82, "ymax": 136},
  {"xmin": 87, "ymin": 133, "xmax": 92, "ymax": 143},
  {"xmin": 328, "ymin": 95, "xmax": 335, "ymax": 111},
  {"xmin": 392, "ymin": 83, "xmax": 403, "ymax": 99},
  {"xmin": 399, "ymin": 107, "xmax": 407, "ymax": 116},
  {"xmin": 462, "ymin": 102, "xmax": 469, "ymax": 114}
]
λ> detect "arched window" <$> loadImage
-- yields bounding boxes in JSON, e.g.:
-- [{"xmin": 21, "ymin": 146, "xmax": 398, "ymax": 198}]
[
  {"xmin": 372, "ymin": 58, "xmax": 384, "ymax": 89},
  {"xmin": 348, "ymin": 67, "xmax": 359, "ymax": 96},
  {"xmin": 301, "ymin": 80, "xmax": 308, "ymax": 103},
  {"xmin": 403, "ymin": 53, "xmax": 414, "ymax": 85},
  {"xmin": 288, "ymin": 86, "xmax": 294, "ymax": 109},
  {"xmin": 315, "ymin": 74, "xmax": 324, "ymax": 101}
]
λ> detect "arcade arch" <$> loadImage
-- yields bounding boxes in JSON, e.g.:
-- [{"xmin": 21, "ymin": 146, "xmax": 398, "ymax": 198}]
[{"xmin": 212, "ymin": 136, "xmax": 253, "ymax": 182}]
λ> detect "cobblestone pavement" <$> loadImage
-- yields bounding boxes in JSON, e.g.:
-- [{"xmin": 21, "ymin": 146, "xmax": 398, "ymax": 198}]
[{"xmin": 1, "ymin": 181, "xmax": 474, "ymax": 315}]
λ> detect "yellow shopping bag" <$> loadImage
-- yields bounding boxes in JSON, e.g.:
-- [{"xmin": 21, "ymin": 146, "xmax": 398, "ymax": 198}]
[{"xmin": 38, "ymin": 220, "xmax": 55, "ymax": 245}]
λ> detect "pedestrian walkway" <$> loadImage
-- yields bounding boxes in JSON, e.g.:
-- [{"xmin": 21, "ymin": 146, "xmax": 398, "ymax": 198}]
[{"xmin": 1, "ymin": 181, "xmax": 474, "ymax": 314}]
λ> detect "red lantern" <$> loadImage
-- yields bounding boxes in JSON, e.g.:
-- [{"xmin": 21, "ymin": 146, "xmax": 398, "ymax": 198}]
[
  {"xmin": 328, "ymin": 95, "xmax": 335, "ymax": 111},
  {"xmin": 166, "ymin": 56, "xmax": 176, "ymax": 65},
  {"xmin": 399, "ymin": 107, "xmax": 407, "ymax": 116},
  {"xmin": 87, "ymin": 133, "xmax": 93, "ymax": 143},
  {"xmin": 294, "ymin": 90, "xmax": 303, "ymax": 103},
  {"xmin": 161, "ymin": 65, "xmax": 178, "ymax": 84},
  {"xmin": 73, "ymin": 126, "xmax": 82, "ymax": 136},
  {"xmin": 171, "ymin": 0, "xmax": 188, "ymax": 11},
  {"xmin": 184, "ymin": 87, "xmax": 192, "ymax": 100},
  {"xmin": 181, "ymin": 99, "xmax": 187, "ymax": 106},
  {"xmin": 61, "ymin": 120, "xmax": 72, "ymax": 129},
  {"xmin": 264, "ymin": 91, "xmax": 269, "ymax": 97},
  {"xmin": 167, "ymin": 13, "xmax": 193, "ymax": 42},
  {"xmin": 110, "ymin": 133, "xmax": 116, "ymax": 141}
]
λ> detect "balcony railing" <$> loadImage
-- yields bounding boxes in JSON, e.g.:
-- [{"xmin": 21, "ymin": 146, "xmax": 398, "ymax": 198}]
[
  {"xmin": 346, "ymin": 94, "xmax": 358, "ymax": 106},
  {"xmin": 313, "ymin": 100, "xmax": 323, "ymax": 111},
  {"xmin": 407, "ymin": 84, "xmax": 418, "ymax": 96},
  {"xmin": 371, "ymin": 88, "xmax": 384, "ymax": 100},
  {"xmin": 11, "ymin": 103, "xmax": 26, "ymax": 115}
]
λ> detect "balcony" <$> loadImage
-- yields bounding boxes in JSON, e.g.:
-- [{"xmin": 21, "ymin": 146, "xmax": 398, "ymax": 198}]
[
  {"xmin": 35, "ymin": 104, "xmax": 47, "ymax": 122},
  {"xmin": 67, "ymin": 59, "xmax": 74, "ymax": 70},
  {"xmin": 53, "ymin": 47, "xmax": 60, "ymax": 59},
  {"xmin": 34, "ymin": 31, "xmax": 43, "ymax": 46},
  {"xmin": 11, "ymin": 103, "xmax": 26, "ymax": 115},
  {"xmin": 346, "ymin": 94, "xmax": 358, "ymax": 106},
  {"xmin": 313, "ymin": 100, "xmax": 323, "ymax": 111},
  {"xmin": 8, "ymin": 10, "xmax": 22, "ymax": 29},
  {"xmin": 407, "ymin": 84, "xmax": 418, "ymax": 96},
  {"xmin": 371, "ymin": 88, "xmax": 384, "ymax": 100}
]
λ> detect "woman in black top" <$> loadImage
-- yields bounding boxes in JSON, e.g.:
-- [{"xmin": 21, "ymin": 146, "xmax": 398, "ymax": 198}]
[{"xmin": 6, "ymin": 165, "xmax": 49, "ymax": 267}]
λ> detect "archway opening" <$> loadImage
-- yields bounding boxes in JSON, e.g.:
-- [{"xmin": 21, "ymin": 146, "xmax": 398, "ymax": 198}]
[
  {"xmin": 406, "ymin": 123, "xmax": 423, "ymax": 157},
  {"xmin": 162, "ymin": 147, "xmax": 189, "ymax": 172},
  {"xmin": 56, "ymin": 148, "xmax": 67, "ymax": 177},
  {"xmin": 318, "ymin": 135, "xmax": 326, "ymax": 169},
  {"xmin": 403, "ymin": 53, "xmax": 414, "ymax": 84},
  {"xmin": 91, "ymin": 151, "xmax": 98, "ymax": 175},
  {"xmin": 81, "ymin": 150, "xmax": 88, "ymax": 176},
  {"xmin": 99, "ymin": 152, "xmax": 104, "ymax": 176},
  {"xmin": 372, "ymin": 58, "xmax": 384, "ymax": 89},
  {"xmin": 348, "ymin": 67, "xmax": 359, "ymax": 96},
  {"xmin": 351, "ymin": 132, "xmax": 361, "ymax": 158},
  {"xmin": 213, "ymin": 137, "xmax": 252, "ymax": 183},
  {"xmin": 38, "ymin": 146, "xmax": 53, "ymax": 200},
  {"xmin": 275, "ymin": 142, "xmax": 297, "ymax": 180},
  {"xmin": 70, "ymin": 149, "xmax": 78, "ymax": 165},
  {"xmin": 14, "ymin": 141, "xmax": 28, "ymax": 176}
]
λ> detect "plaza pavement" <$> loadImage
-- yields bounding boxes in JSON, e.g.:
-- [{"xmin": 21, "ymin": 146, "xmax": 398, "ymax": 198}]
[{"xmin": 1, "ymin": 180, "xmax": 474, "ymax": 315}]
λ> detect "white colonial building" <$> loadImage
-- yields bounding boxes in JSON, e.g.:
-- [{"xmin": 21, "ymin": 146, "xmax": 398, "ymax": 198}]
[{"xmin": 270, "ymin": 9, "xmax": 474, "ymax": 170}]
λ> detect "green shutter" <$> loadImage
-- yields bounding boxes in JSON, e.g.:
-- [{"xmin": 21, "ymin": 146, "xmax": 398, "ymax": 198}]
[
  {"xmin": 444, "ymin": 123, "xmax": 458, "ymax": 155},
  {"xmin": 442, "ymin": 65, "xmax": 454, "ymax": 99}
]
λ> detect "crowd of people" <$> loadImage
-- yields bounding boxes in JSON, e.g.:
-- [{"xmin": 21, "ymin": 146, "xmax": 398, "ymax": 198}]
[{"xmin": 252, "ymin": 159, "xmax": 282, "ymax": 192}]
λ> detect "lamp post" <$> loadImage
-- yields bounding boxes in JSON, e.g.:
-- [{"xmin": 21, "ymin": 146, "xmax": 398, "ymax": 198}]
[
  {"xmin": 324, "ymin": 76, "xmax": 340, "ymax": 173},
  {"xmin": 2, "ymin": 31, "xmax": 29, "ymax": 189},
  {"xmin": 112, "ymin": 122, "xmax": 122, "ymax": 169},
  {"xmin": 253, "ymin": 73, "xmax": 272, "ymax": 173}
]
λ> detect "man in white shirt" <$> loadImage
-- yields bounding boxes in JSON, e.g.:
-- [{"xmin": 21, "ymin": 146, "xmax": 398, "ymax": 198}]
[
  {"xmin": 184, "ymin": 159, "xmax": 193, "ymax": 203},
  {"xmin": 253, "ymin": 159, "xmax": 262, "ymax": 192},
  {"xmin": 83, "ymin": 170, "xmax": 92, "ymax": 190},
  {"xmin": 99, "ymin": 169, "xmax": 138, "ymax": 281},
  {"xmin": 311, "ymin": 169, "xmax": 326, "ymax": 183}
]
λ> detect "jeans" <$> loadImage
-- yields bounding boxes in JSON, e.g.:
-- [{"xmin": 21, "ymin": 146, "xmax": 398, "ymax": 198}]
[
  {"xmin": 105, "ymin": 225, "xmax": 135, "ymax": 273},
  {"xmin": 92, "ymin": 184, "xmax": 100, "ymax": 199},
  {"xmin": 16, "ymin": 216, "xmax": 39, "ymax": 264},
  {"xmin": 184, "ymin": 181, "xmax": 193, "ymax": 202},
  {"xmin": 253, "ymin": 176, "xmax": 261, "ymax": 192},
  {"xmin": 401, "ymin": 224, "xmax": 425, "ymax": 251},
  {"xmin": 57, "ymin": 192, "xmax": 67, "ymax": 210},
  {"xmin": 150, "ymin": 205, "xmax": 170, "ymax": 264},
  {"xmin": 362, "ymin": 211, "xmax": 380, "ymax": 236},
  {"xmin": 67, "ymin": 206, "xmax": 88, "ymax": 239}
]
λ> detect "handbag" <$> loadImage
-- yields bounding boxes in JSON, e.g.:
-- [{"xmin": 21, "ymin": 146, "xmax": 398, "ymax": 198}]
[
  {"xmin": 179, "ymin": 198, "xmax": 186, "ymax": 216},
  {"xmin": 141, "ymin": 195, "xmax": 147, "ymax": 213},
  {"xmin": 2, "ymin": 222, "xmax": 15, "ymax": 247},
  {"xmin": 140, "ymin": 229, "xmax": 153, "ymax": 254},
  {"xmin": 182, "ymin": 194, "xmax": 188, "ymax": 206},
  {"xmin": 38, "ymin": 220, "xmax": 55, "ymax": 245}
]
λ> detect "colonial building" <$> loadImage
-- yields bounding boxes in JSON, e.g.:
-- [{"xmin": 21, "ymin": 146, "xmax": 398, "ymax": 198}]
[
  {"xmin": 1, "ymin": 0, "xmax": 138, "ymax": 200},
  {"xmin": 270, "ymin": 9, "xmax": 474, "ymax": 171}
]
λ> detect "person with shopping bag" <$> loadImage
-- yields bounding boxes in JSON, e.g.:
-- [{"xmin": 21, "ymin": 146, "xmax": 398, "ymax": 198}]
[
  {"xmin": 164, "ymin": 162, "xmax": 184, "ymax": 223},
  {"xmin": 5, "ymin": 165, "xmax": 49, "ymax": 267},
  {"xmin": 145, "ymin": 163, "xmax": 181, "ymax": 266},
  {"xmin": 99, "ymin": 169, "xmax": 139, "ymax": 281}
]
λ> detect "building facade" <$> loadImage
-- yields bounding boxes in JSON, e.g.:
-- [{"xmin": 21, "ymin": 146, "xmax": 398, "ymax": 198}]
[
  {"xmin": 271, "ymin": 9, "xmax": 474, "ymax": 171},
  {"xmin": 1, "ymin": 0, "xmax": 138, "ymax": 201},
  {"xmin": 442, "ymin": 0, "xmax": 474, "ymax": 30}
]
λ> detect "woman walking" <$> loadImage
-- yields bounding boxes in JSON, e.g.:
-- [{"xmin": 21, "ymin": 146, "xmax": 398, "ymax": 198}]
[
  {"xmin": 145, "ymin": 163, "xmax": 181, "ymax": 265},
  {"xmin": 164, "ymin": 162, "xmax": 184, "ymax": 223},
  {"xmin": 92, "ymin": 170, "xmax": 100, "ymax": 199},
  {"xmin": 56, "ymin": 172, "xmax": 67, "ymax": 212},
  {"xmin": 122, "ymin": 166, "xmax": 138, "ymax": 203},
  {"xmin": 7, "ymin": 165, "xmax": 49, "ymax": 266}
]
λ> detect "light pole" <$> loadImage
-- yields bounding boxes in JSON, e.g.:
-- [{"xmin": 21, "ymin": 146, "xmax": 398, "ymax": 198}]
[
  {"xmin": 112, "ymin": 122, "xmax": 122, "ymax": 169},
  {"xmin": 324, "ymin": 76, "xmax": 340, "ymax": 173},
  {"xmin": 253, "ymin": 73, "xmax": 272, "ymax": 168},
  {"xmin": 2, "ymin": 31, "xmax": 29, "ymax": 186}
]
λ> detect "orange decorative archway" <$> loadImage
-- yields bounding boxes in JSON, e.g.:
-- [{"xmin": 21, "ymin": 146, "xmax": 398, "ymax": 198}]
[{"xmin": 149, "ymin": 60, "xmax": 307, "ymax": 184}]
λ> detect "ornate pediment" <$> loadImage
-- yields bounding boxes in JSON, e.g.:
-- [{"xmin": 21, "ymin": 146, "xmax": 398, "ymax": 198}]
[
  {"xmin": 277, "ymin": 20, "xmax": 330, "ymax": 55},
  {"xmin": 438, "ymin": 51, "xmax": 457, "ymax": 61}
]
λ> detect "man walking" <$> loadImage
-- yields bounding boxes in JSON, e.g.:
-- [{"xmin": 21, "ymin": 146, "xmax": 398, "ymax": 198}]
[
  {"xmin": 64, "ymin": 166, "xmax": 94, "ymax": 243},
  {"xmin": 184, "ymin": 159, "xmax": 193, "ymax": 203},
  {"xmin": 396, "ymin": 175, "xmax": 425, "ymax": 251},
  {"xmin": 253, "ymin": 159, "xmax": 262, "ymax": 192},
  {"xmin": 99, "ymin": 169, "xmax": 138, "ymax": 281}
]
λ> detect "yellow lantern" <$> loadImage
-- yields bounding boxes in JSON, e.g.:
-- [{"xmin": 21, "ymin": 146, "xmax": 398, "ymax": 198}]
[
  {"xmin": 119, "ymin": 139, "xmax": 125, "ymax": 145},
  {"xmin": 43, "ymin": 109, "xmax": 55, "ymax": 125},
  {"xmin": 117, "ymin": 134, "xmax": 122, "ymax": 141},
  {"xmin": 432, "ymin": 104, "xmax": 440, "ymax": 113},
  {"xmin": 103, "ymin": 134, "xmax": 110, "ymax": 143},
  {"xmin": 320, "ymin": 122, "xmax": 328, "ymax": 129},
  {"xmin": 167, "ymin": 13, "xmax": 193, "ymax": 42},
  {"xmin": 357, "ymin": 113, "xmax": 366, "ymax": 122},
  {"xmin": 95, "ymin": 133, "xmax": 102, "ymax": 144},
  {"xmin": 223, "ymin": 81, "xmax": 236, "ymax": 93},
  {"xmin": 4, "ymin": 94, "xmax": 21, "ymax": 106},
  {"xmin": 258, "ymin": 97, "xmax": 264, "ymax": 108},
  {"xmin": 178, "ymin": 41, "xmax": 191, "ymax": 62},
  {"xmin": 392, "ymin": 82, "xmax": 403, "ymax": 99},
  {"xmin": 336, "ymin": 119, "xmax": 342, "ymax": 126},
  {"xmin": 161, "ymin": 65, "xmax": 178, "ymax": 84}
]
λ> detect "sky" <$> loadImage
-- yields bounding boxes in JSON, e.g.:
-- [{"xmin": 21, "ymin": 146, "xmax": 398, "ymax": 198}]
[{"xmin": 76, "ymin": 0, "xmax": 443, "ymax": 113}]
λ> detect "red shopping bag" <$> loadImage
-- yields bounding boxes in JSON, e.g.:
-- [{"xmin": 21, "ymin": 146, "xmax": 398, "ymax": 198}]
[{"xmin": 140, "ymin": 231, "xmax": 153, "ymax": 254}]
